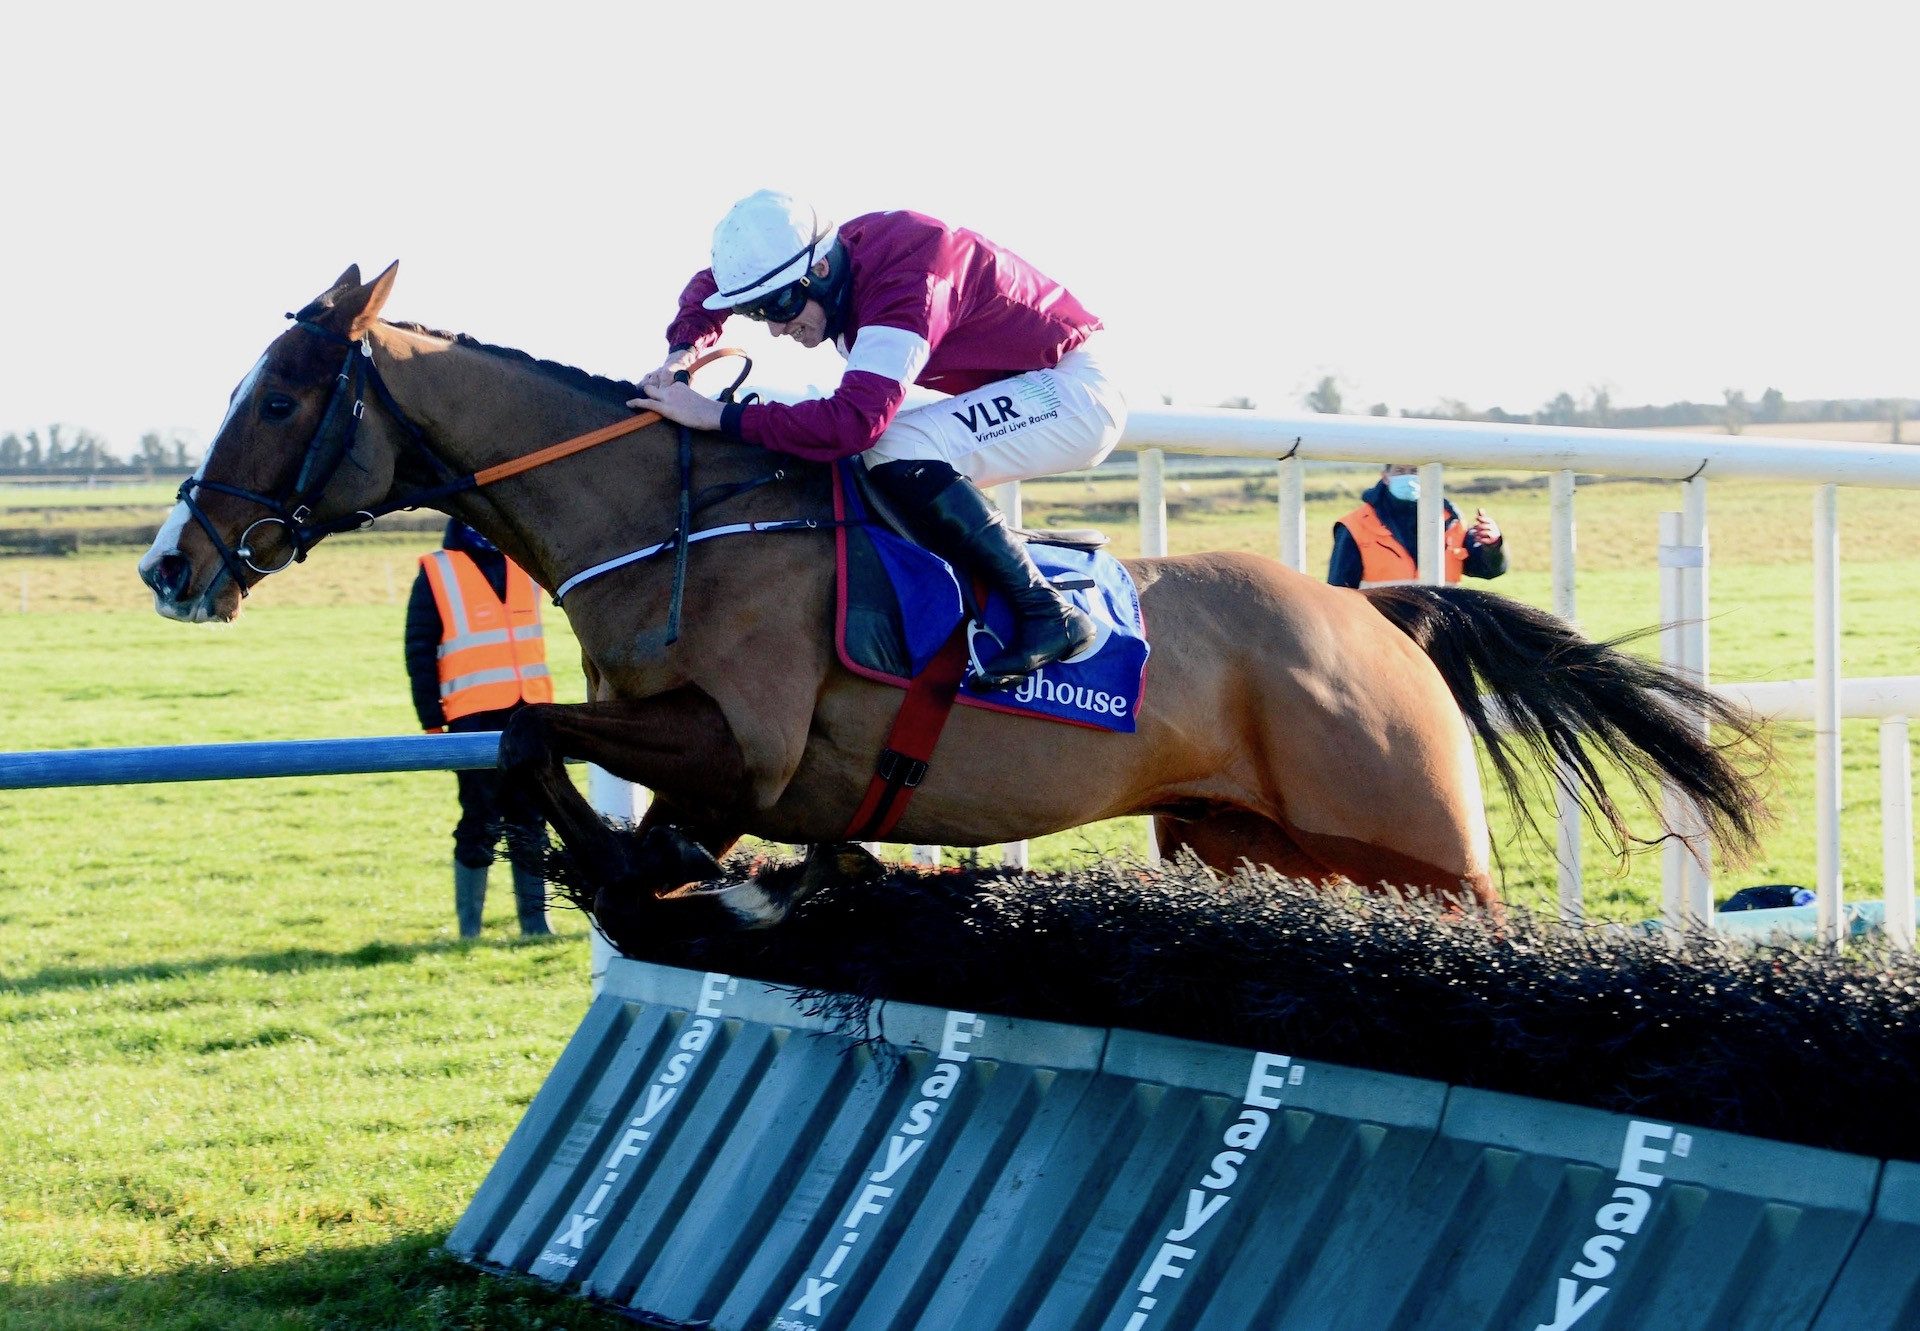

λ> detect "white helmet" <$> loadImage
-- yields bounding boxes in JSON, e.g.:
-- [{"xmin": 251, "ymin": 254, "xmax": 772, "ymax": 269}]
[{"xmin": 701, "ymin": 189, "xmax": 839, "ymax": 311}]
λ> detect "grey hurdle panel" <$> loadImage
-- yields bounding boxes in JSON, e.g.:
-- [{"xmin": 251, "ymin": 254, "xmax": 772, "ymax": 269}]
[
  {"xmin": 776, "ymin": 1002, "xmax": 1109, "ymax": 1331},
  {"xmin": 1324, "ymin": 1086, "xmax": 1878, "ymax": 1331},
  {"xmin": 1074, "ymin": 1030, "xmax": 1449, "ymax": 1331},
  {"xmin": 1811, "ymin": 1159, "xmax": 1917, "ymax": 1329}
]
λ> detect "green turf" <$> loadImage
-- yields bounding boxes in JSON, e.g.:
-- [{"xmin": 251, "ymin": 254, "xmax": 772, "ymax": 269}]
[{"xmin": 1, "ymin": 472, "xmax": 1914, "ymax": 1326}]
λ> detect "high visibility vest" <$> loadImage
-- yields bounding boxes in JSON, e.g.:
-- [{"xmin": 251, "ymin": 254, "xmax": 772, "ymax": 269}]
[
  {"xmin": 1335, "ymin": 503, "xmax": 1467, "ymax": 588},
  {"xmin": 419, "ymin": 549, "xmax": 554, "ymax": 720}
]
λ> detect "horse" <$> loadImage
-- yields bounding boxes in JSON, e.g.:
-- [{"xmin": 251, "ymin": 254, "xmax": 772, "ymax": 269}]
[{"xmin": 139, "ymin": 264, "xmax": 1767, "ymax": 939}]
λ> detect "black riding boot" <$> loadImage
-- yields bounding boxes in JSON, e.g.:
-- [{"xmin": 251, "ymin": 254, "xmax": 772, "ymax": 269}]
[{"xmin": 867, "ymin": 460, "xmax": 1098, "ymax": 690}]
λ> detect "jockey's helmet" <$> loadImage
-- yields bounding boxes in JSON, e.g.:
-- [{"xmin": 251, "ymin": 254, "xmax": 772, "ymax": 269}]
[{"xmin": 701, "ymin": 190, "xmax": 839, "ymax": 313}]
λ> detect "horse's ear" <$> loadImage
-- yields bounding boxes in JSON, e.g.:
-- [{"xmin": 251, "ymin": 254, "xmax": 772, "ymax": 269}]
[
  {"xmin": 290, "ymin": 264, "xmax": 366, "ymax": 324},
  {"xmin": 334, "ymin": 261, "xmax": 400, "ymax": 340}
]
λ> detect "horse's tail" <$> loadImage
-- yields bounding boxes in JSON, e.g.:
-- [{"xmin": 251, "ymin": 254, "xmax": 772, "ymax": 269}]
[{"xmin": 1363, "ymin": 584, "xmax": 1771, "ymax": 864}]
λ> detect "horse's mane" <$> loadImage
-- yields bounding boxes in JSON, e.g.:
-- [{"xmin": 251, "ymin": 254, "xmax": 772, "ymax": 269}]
[{"xmin": 386, "ymin": 321, "xmax": 640, "ymax": 406}]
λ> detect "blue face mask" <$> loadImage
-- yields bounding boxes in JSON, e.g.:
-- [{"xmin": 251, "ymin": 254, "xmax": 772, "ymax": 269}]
[{"xmin": 1385, "ymin": 474, "xmax": 1420, "ymax": 502}]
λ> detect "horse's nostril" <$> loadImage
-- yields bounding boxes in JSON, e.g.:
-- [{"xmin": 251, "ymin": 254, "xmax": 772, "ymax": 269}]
[{"xmin": 151, "ymin": 553, "xmax": 192, "ymax": 601}]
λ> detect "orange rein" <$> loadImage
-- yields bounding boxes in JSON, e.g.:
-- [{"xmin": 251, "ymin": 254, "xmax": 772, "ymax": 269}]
[{"xmin": 469, "ymin": 347, "xmax": 750, "ymax": 488}]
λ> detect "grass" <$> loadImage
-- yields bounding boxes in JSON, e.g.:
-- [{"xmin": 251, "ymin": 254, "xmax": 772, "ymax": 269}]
[{"xmin": 0, "ymin": 470, "xmax": 1915, "ymax": 1327}]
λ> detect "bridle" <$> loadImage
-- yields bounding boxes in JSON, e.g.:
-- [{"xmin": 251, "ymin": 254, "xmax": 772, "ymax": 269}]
[
  {"xmin": 174, "ymin": 319, "xmax": 460, "ymax": 594},
  {"xmin": 174, "ymin": 319, "xmax": 789, "ymax": 641}
]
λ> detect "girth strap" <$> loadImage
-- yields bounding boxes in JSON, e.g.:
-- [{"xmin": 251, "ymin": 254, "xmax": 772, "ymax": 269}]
[{"xmin": 844, "ymin": 620, "xmax": 972, "ymax": 842}]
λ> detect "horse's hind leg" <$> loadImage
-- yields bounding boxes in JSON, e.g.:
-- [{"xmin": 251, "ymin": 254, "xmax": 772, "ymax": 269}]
[
  {"xmin": 1154, "ymin": 807, "xmax": 1322, "ymax": 878},
  {"xmin": 1155, "ymin": 806, "xmax": 1499, "ymax": 914}
]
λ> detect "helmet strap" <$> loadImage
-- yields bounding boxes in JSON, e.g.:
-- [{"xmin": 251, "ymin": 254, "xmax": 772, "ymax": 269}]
[{"xmin": 809, "ymin": 240, "xmax": 853, "ymax": 339}]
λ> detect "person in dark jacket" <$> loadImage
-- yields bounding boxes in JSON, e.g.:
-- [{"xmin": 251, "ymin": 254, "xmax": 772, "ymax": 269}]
[
  {"xmin": 1328, "ymin": 464, "xmax": 1508, "ymax": 589},
  {"xmin": 405, "ymin": 520, "xmax": 553, "ymax": 938}
]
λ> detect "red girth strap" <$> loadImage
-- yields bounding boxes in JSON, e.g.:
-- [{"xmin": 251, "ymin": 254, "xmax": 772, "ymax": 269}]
[{"xmin": 844, "ymin": 621, "xmax": 971, "ymax": 842}]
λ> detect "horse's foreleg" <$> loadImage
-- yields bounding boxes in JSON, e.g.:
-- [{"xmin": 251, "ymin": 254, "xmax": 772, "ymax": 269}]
[
  {"xmin": 634, "ymin": 797, "xmax": 744, "ymax": 865},
  {"xmin": 498, "ymin": 687, "xmax": 748, "ymax": 893}
]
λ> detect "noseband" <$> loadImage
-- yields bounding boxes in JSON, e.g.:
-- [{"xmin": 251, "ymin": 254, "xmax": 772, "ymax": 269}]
[{"xmin": 173, "ymin": 319, "xmax": 459, "ymax": 596}]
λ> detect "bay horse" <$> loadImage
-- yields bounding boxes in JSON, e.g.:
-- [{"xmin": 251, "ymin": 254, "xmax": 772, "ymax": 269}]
[{"xmin": 140, "ymin": 264, "xmax": 1765, "ymax": 937}]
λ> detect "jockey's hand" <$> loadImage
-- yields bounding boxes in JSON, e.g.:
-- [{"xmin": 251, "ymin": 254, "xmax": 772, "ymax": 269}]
[
  {"xmin": 640, "ymin": 347, "xmax": 698, "ymax": 398},
  {"xmin": 1470, "ymin": 507, "xmax": 1502, "ymax": 546},
  {"xmin": 627, "ymin": 381, "xmax": 726, "ymax": 432}
]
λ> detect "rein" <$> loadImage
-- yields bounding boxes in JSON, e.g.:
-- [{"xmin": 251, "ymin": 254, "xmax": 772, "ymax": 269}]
[{"xmin": 175, "ymin": 325, "xmax": 813, "ymax": 626}]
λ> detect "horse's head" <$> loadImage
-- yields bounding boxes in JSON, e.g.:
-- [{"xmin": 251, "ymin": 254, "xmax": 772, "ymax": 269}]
[{"xmin": 140, "ymin": 263, "xmax": 403, "ymax": 622}]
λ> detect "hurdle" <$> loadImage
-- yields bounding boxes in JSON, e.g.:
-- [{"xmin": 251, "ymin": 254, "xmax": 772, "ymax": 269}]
[{"xmin": 448, "ymin": 955, "xmax": 1917, "ymax": 1331}]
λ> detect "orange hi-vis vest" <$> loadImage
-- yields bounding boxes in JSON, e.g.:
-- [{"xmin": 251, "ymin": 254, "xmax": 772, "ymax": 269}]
[
  {"xmin": 1335, "ymin": 502, "xmax": 1467, "ymax": 588},
  {"xmin": 419, "ymin": 549, "xmax": 554, "ymax": 720}
]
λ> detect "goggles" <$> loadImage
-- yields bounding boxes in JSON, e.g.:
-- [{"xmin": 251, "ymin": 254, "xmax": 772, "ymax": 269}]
[{"xmin": 732, "ymin": 278, "xmax": 811, "ymax": 324}]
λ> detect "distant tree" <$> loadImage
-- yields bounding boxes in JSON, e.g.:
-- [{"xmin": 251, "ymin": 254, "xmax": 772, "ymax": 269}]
[
  {"xmin": 1586, "ymin": 386, "xmax": 1613, "ymax": 426},
  {"xmin": 22, "ymin": 429, "xmax": 42, "ymax": 467},
  {"xmin": 1216, "ymin": 395, "xmax": 1258, "ymax": 410},
  {"xmin": 1723, "ymin": 389, "xmax": 1750, "ymax": 435},
  {"xmin": 1756, "ymin": 387, "xmax": 1785, "ymax": 424},
  {"xmin": 1304, "ymin": 376, "xmax": 1343, "ymax": 415},
  {"xmin": 0, "ymin": 433, "xmax": 19, "ymax": 468},
  {"xmin": 1539, "ymin": 391, "xmax": 1580, "ymax": 427},
  {"xmin": 1368, "ymin": 402, "xmax": 1389, "ymax": 416}
]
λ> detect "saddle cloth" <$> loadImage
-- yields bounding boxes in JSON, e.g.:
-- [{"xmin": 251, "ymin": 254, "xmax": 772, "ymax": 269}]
[{"xmin": 832, "ymin": 462, "xmax": 1149, "ymax": 733}]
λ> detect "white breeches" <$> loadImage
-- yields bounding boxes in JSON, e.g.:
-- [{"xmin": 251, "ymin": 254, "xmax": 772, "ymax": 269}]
[{"xmin": 863, "ymin": 341, "xmax": 1127, "ymax": 489}]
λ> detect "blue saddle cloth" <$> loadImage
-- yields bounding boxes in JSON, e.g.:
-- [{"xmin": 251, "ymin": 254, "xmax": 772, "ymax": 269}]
[{"xmin": 833, "ymin": 463, "xmax": 1149, "ymax": 733}]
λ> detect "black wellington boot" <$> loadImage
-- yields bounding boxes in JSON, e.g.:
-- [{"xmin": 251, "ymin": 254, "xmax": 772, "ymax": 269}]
[
  {"xmin": 454, "ymin": 861, "xmax": 488, "ymax": 939},
  {"xmin": 512, "ymin": 864, "xmax": 552, "ymax": 937},
  {"xmin": 868, "ymin": 461, "xmax": 1098, "ymax": 691}
]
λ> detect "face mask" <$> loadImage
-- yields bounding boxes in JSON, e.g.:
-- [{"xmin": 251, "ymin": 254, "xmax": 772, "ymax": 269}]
[{"xmin": 1385, "ymin": 474, "xmax": 1420, "ymax": 502}]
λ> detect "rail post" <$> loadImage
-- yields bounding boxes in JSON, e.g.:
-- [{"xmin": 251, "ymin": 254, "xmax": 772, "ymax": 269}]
[
  {"xmin": 1139, "ymin": 449, "xmax": 1168, "ymax": 558},
  {"xmin": 587, "ymin": 766, "xmax": 648, "ymax": 995},
  {"xmin": 1276, "ymin": 454, "xmax": 1305, "ymax": 572},
  {"xmin": 994, "ymin": 480, "xmax": 1023, "ymax": 530},
  {"xmin": 1658, "ymin": 511, "xmax": 1712, "ymax": 927},
  {"xmin": 1550, "ymin": 469, "xmax": 1582, "ymax": 921},
  {"xmin": 1882, "ymin": 717, "xmax": 1914, "ymax": 950},
  {"xmin": 1814, "ymin": 485, "xmax": 1843, "ymax": 948},
  {"xmin": 1416, "ymin": 462, "xmax": 1445, "ymax": 585}
]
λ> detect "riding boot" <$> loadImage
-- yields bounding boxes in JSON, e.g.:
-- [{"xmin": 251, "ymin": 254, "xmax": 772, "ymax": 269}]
[
  {"xmin": 512, "ymin": 864, "xmax": 552, "ymax": 937},
  {"xmin": 454, "ymin": 861, "xmax": 488, "ymax": 939},
  {"xmin": 867, "ymin": 460, "xmax": 1098, "ymax": 691}
]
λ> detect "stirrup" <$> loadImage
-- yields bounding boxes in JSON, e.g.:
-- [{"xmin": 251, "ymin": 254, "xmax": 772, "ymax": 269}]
[{"xmin": 965, "ymin": 619, "xmax": 1004, "ymax": 685}]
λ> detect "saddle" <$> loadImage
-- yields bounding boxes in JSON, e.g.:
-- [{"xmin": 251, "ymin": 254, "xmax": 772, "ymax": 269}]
[{"xmin": 833, "ymin": 462, "xmax": 1148, "ymax": 733}]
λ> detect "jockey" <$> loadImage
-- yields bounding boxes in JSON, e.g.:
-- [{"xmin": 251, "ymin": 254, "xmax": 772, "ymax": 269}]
[{"xmin": 631, "ymin": 189, "xmax": 1128, "ymax": 691}]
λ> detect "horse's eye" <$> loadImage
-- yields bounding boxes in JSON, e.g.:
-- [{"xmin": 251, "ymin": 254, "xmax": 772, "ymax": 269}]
[{"xmin": 261, "ymin": 393, "xmax": 298, "ymax": 422}]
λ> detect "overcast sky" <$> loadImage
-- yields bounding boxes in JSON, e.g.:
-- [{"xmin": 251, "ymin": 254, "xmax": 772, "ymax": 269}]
[{"xmin": 3, "ymin": 1, "xmax": 1915, "ymax": 451}]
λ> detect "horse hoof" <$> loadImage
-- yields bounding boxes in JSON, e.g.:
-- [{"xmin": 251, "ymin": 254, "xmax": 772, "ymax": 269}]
[
  {"xmin": 635, "ymin": 824, "xmax": 722, "ymax": 888},
  {"xmin": 806, "ymin": 841, "xmax": 885, "ymax": 885}
]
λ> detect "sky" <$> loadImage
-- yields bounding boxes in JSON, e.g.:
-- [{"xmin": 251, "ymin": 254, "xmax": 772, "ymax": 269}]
[{"xmin": 3, "ymin": 1, "xmax": 1916, "ymax": 454}]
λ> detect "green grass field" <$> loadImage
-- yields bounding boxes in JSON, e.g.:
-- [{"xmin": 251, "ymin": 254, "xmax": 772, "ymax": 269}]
[{"xmin": 1, "ymin": 469, "xmax": 1915, "ymax": 1328}]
